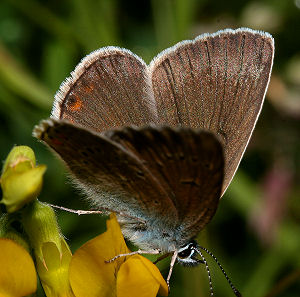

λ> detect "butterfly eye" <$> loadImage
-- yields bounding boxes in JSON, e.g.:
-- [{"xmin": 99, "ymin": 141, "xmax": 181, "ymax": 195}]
[
  {"xmin": 178, "ymin": 246, "xmax": 193, "ymax": 259},
  {"xmin": 177, "ymin": 241, "xmax": 202, "ymax": 266}
]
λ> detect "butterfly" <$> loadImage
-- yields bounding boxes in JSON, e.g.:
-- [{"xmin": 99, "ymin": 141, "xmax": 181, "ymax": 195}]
[{"xmin": 33, "ymin": 28, "xmax": 274, "ymax": 295}]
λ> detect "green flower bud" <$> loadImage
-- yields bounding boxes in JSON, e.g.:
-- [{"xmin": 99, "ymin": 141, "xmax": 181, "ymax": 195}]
[
  {"xmin": 2, "ymin": 146, "xmax": 36, "ymax": 174},
  {"xmin": 21, "ymin": 200, "xmax": 74, "ymax": 296},
  {"xmin": 21, "ymin": 200, "xmax": 64, "ymax": 260},
  {"xmin": 1, "ymin": 146, "xmax": 46, "ymax": 213}
]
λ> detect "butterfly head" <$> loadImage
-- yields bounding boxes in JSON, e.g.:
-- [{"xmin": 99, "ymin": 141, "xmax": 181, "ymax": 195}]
[{"xmin": 177, "ymin": 240, "xmax": 203, "ymax": 266}]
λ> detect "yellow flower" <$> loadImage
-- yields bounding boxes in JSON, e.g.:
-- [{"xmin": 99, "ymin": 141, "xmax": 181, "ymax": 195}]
[
  {"xmin": 0, "ymin": 238, "xmax": 37, "ymax": 297},
  {"xmin": 0, "ymin": 146, "xmax": 46, "ymax": 213},
  {"xmin": 69, "ymin": 214, "xmax": 168, "ymax": 297}
]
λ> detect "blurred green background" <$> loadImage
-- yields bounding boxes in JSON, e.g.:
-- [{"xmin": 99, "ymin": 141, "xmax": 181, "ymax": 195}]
[{"xmin": 0, "ymin": 0, "xmax": 299, "ymax": 296}]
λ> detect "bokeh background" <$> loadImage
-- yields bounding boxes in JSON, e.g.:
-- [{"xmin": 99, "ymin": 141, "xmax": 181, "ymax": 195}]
[{"xmin": 0, "ymin": 0, "xmax": 299, "ymax": 296}]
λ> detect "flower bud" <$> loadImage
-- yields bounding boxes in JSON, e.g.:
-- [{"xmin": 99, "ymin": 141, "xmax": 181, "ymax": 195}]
[
  {"xmin": 1, "ymin": 146, "xmax": 46, "ymax": 213},
  {"xmin": 21, "ymin": 200, "xmax": 74, "ymax": 297}
]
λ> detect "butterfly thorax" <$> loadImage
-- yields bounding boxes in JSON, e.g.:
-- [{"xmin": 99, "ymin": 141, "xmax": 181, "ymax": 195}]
[{"xmin": 117, "ymin": 215, "xmax": 189, "ymax": 253}]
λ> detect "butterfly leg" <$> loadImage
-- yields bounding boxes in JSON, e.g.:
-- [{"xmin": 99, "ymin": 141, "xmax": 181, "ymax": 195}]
[
  {"xmin": 166, "ymin": 250, "xmax": 178, "ymax": 290},
  {"xmin": 105, "ymin": 249, "xmax": 161, "ymax": 263},
  {"xmin": 46, "ymin": 203, "xmax": 145, "ymax": 223}
]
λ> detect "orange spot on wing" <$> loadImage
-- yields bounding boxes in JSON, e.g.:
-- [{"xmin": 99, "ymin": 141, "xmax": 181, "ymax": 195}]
[
  {"xmin": 67, "ymin": 94, "xmax": 83, "ymax": 112},
  {"xmin": 69, "ymin": 95, "xmax": 83, "ymax": 111}
]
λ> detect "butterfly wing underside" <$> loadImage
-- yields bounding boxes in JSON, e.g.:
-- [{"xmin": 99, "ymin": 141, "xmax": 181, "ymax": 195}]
[
  {"xmin": 107, "ymin": 126, "xmax": 224, "ymax": 240},
  {"xmin": 51, "ymin": 29, "xmax": 273, "ymax": 197},
  {"xmin": 150, "ymin": 29, "xmax": 274, "ymax": 194},
  {"xmin": 34, "ymin": 119, "xmax": 177, "ymax": 223},
  {"xmin": 52, "ymin": 48, "xmax": 158, "ymax": 132},
  {"xmin": 34, "ymin": 120, "xmax": 224, "ymax": 240}
]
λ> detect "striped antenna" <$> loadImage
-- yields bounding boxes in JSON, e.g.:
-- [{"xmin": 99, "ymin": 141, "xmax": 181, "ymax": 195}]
[
  {"xmin": 196, "ymin": 246, "xmax": 242, "ymax": 297},
  {"xmin": 196, "ymin": 248, "xmax": 214, "ymax": 296}
]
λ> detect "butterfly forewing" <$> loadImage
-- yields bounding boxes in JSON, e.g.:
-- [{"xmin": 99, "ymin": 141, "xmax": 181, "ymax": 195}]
[
  {"xmin": 52, "ymin": 48, "xmax": 158, "ymax": 132},
  {"xmin": 150, "ymin": 29, "xmax": 274, "ymax": 194}
]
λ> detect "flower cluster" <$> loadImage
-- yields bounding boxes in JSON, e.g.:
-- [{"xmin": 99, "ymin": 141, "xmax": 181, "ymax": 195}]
[{"xmin": 0, "ymin": 146, "xmax": 168, "ymax": 297}]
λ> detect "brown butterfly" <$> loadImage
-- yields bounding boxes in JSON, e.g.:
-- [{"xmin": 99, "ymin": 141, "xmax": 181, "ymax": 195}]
[{"xmin": 34, "ymin": 28, "xmax": 274, "ymax": 296}]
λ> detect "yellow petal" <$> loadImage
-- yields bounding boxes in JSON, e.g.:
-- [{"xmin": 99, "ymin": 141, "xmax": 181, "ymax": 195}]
[
  {"xmin": 69, "ymin": 214, "xmax": 130, "ymax": 297},
  {"xmin": 0, "ymin": 238, "xmax": 37, "ymax": 297},
  {"xmin": 117, "ymin": 255, "xmax": 168, "ymax": 297}
]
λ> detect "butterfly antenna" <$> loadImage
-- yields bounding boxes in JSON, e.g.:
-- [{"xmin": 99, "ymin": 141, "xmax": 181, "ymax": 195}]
[
  {"xmin": 196, "ymin": 248, "xmax": 214, "ymax": 296},
  {"xmin": 196, "ymin": 246, "xmax": 242, "ymax": 297}
]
